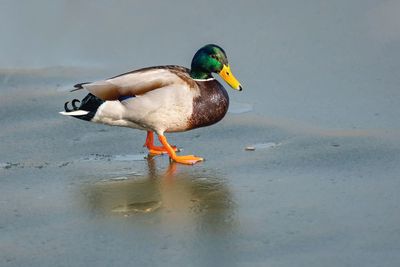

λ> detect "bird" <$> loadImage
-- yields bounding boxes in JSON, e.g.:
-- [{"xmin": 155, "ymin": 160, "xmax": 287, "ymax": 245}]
[{"xmin": 60, "ymin": 44, "xmax": 242, "ymax": 165}]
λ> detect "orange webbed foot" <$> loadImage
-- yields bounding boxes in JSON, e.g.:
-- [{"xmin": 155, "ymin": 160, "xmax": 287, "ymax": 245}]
[
  {"xmin": 158, "ymin": 134, "xmax": 203, "ymax": 165},
  {"xmin": 144, "ymin": 131, "xmax": 179, "ymax": 155},
  {"xmin": 170, "ymin": 155, "xmax": 204, "ymax": 165},
  {"xmin": 148, "ymin": 145, "xmax": 179, "ymax": 155}
]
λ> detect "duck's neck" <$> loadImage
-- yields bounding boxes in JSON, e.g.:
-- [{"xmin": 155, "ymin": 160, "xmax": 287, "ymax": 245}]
[{"xmin": 190, "ymin": 69, "xmax": 213, "ymax": 80}]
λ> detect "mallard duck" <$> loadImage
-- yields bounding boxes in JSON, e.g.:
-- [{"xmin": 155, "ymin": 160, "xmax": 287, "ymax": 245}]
[{"xmin": 60, "ymin": 44, "xmax": 242, "ymax": 165}]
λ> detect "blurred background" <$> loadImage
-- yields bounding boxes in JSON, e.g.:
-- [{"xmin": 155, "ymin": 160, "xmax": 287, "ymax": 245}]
[
  {"xmin": 1, "ymin": 1, "xmax": 400, "ymax": 267},
  {"xmin": 1, "ymin": 0, "xmax": 399, "ymax": 130}
]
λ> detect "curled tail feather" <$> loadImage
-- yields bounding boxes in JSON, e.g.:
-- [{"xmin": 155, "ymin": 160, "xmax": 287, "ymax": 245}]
[{"xmin": 60, "ymin": 93, "xmax": 104, "ymax": 121}]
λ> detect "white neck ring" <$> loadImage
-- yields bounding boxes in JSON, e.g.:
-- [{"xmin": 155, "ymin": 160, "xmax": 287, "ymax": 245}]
[{"xmin": 193, "ymin": 77, "xmax": 216, "ymax": 82}]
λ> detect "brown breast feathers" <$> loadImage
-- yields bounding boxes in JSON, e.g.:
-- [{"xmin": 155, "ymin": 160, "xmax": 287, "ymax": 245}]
[{"xmin": 188, "ymin": 79, "xmax": 229, "ymax": 130}]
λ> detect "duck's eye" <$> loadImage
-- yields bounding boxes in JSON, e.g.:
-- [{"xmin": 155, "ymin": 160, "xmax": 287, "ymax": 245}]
[{"xmin": 211, "ymin": 54, "xmax": 218, "ymax": 60}]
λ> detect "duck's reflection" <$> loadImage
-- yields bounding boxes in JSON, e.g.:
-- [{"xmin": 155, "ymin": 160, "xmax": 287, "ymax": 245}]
[{"xmin": 82, "ymin": 156, "xmax": 236, "ymax": 231}]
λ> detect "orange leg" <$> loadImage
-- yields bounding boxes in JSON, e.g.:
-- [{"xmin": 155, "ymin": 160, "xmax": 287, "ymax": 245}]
[
  {"xmin": 144, "ymin": 131, "xmax": 179, "ymax": 155},
  {"xmin": 158, "ymin": 134, "xmax": 203, "ymax": 165}
]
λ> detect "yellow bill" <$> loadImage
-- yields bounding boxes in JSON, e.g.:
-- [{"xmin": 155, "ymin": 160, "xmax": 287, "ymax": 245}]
[{"xmin": 219, "ymin": 64, "xmax": 242, "ymax": 91}]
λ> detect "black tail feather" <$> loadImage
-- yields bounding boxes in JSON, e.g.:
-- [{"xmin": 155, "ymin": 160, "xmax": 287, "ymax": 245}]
[
  {"xmin": 64, "ymin": 99, "xmax": 80, "ymax": 112},
  {"xmin": 64, "ymin": 101, "xmax": 71, "ymax": 112},
  {"xmin": 70, "ymin": 82, "xmax": 90, "ymax": 92},
  {"xmin": 71, "ymin": 99, "xmax": 81, "ymax": 109},
  {"xmin": 79, "ymin": 93, "xmax": 104, "ymax": 112},
  {"xmin": 63, "ymin": 93, "xmax": 104, "ymax": 121}
]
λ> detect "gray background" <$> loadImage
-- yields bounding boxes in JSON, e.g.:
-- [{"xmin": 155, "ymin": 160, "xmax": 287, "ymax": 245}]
[
  {"xmin": 1, "ymin": 1, "xmax": 400, "ymax": 266},
  {"xmin": 1, "ymin": 0, "xmax": 399, "ymax": 129}
]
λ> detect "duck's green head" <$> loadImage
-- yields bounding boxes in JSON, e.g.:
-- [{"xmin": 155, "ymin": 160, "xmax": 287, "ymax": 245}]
[{"xmin": 190, "ymin": 44, "xmax": 242, "ymax": 91}]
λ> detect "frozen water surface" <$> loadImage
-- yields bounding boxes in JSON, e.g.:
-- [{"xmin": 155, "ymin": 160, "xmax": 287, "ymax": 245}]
[{"xmin": 1, "ymin": 1, "xmax": 400, "ymax": 267}]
